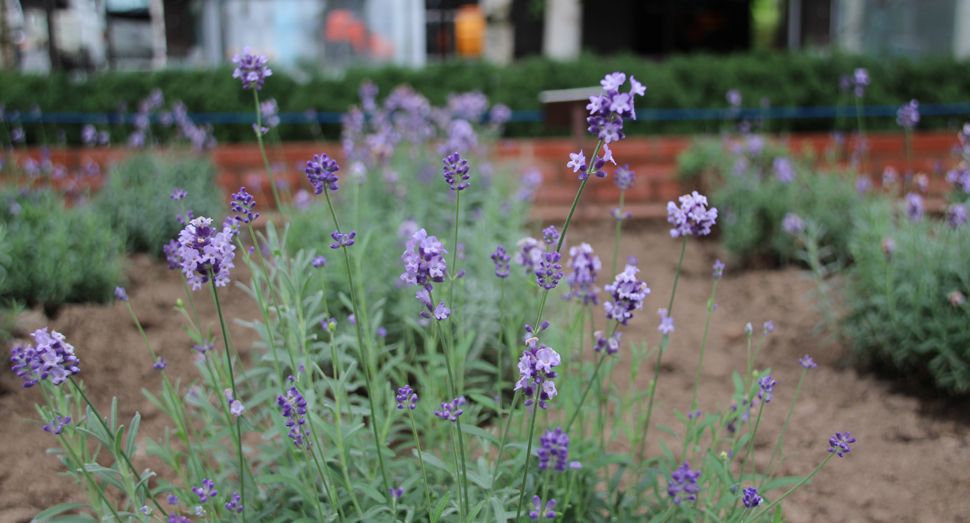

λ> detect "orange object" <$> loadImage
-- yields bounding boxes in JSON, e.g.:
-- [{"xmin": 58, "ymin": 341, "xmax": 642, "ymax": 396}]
[
  {"xmin": 326, "ymin": 9, "xmax": 367, "ymax": 52},
  {"xmin": 454, "ymin": 5, "xmax": 484, "ymax": 58}
]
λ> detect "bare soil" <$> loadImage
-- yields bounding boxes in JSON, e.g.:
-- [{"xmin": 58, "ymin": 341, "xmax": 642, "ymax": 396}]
[{"xmin": 1, "ymin": 222, "xmax": 969, "ymax": 523}]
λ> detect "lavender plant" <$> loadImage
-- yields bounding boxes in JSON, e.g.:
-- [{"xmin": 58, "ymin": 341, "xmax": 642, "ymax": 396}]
[{"xmin": 10, "ymin": 67, "xmax": 858, "ymax": 523}]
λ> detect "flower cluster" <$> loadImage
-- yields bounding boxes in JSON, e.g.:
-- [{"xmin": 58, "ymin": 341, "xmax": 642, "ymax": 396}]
[
  {"xmin": 586, "ymin": 72, "xmax": 646, "ymax": 143},
  {"xmin": 176, "ymin": 217, "xmax": 236, "ymax": 290},
  {"xmin": 667, "ymin": 462, "xmax": 701, "ymax": 505},
  {"xmin": 306, "ymin": 153, "xmax": 341, "ymax": 193},
  {"xmin": 10, "ymin": 328, "xmax": 80, "ymax": 388},
  {"xmin": 529, "ymin": 496, "xmax": 557, "ymax": 520},
  {"xmin": 562, "ymin": 243, "xmax": 601, "ymax": 305},
  {"xmin": 491, "ymin": 246, "xmax": 511, "ymax": 278},
  {"xmin": 603, "ymin": 264, "xmax": 650, "ymax": 325},
  {"xmin": 115, "ymin": 286, "xmax": 128, "ymax": 302},
  {"xmin": 192, "ymin": 479, "xmax": 218, "ymax": 503},
  {"xmin": 231, "ymin": 47, "xmax": 272, "ymax": 90},
  {"xmin": 742, "ymin": 487, "xmax": 763, "ymax": 508},
  {"xmin": 43, "ymin": 414, "xmax": 72, "ymax": 435},
  {"xmin": 330, "ymin": 230, "xmax": 356, "ymax": 249},
  {"xmin": 515, "ymin": 334, "xmax": 561, "ymax": 409},
  {"xmin": 614, "ymin": 164, "xmax": 635, "ymax": 190},
  {"xmin": 657, "ymin": 308, "xmax": 675, "ymax": 335},
  {"xmin": 905, "ymin": 192, "xmax": 924, "ymax": 222},
  {"xmin": 312, "ymin": 256, "xmax": 326, "ymax": 268},
  {"xmin": 758, "ymin": 375, "xmax": 777, "ymax": 403},
  {"xmin": 567, "ymin": 145, "xmax": 614, "ymax": 180},
  {"xmin": 537, "ymin": 427, "xmax": 570, "ymax": 472},
  {"xmin": 783, "ymin": 213, "xmax": 805, "ymax": 235},
  {"xmin": 948, "ymin": 203, "xmax": 967, "ymax": 228},
  {"xmin": 231, "ymin": 187, "xmax": 259, "ymax": 225},
  {"xmin": 667, "ymin": 191, "xmax": 718, "ymax": 238},
  {"xmin": 434, "ymin": 396, "xmax": 466, "ymax": 422},
  {"xmin": 828, "ymin": 431, "xmax": 856, "ymax": 457},
  {"xmin": 224, "ymin": 492, "xmax": 243, "ymax": 514},
  {"xmin": 799, "ymin": 355, "xmax": 817, "ymax": 369},
  {"xmin": 536, "ymin": 251, "xmax": 564, "ymax": 290},
  {"xmin": 400, "ymin": 228, "xmax": 449, "ymax": 289},
  {"xmin": 153, "ymin": 357, "xmax": 167, "ymax": 370},
  {"xmin": 852, "ymin": 68, "xmax": 869, "ymax": 98},
  {"xmin": 277, "ymin": 384, "xmax": 311, "ymax": 450},
  {"xmin": 224, "ymin": 389, "xmax": 245, "ymax": 416},
  {"xmin": 897, "ymin": 99, "xmax": 920, "ymax": 130},
  {"xmin": 593, "ymin": 330, "xmax": 622, "ymax": 355},
  {"xmin": 170, "ymin": 188, "xmax": 188, "ymax": 201},
  {"xmin": 442, "ymin": 152, "xmax": 470, "ymax": 191},
  {"xmin": 514, "ymin": 237, "xmax": 545, "ymax": 274},
  {"xmin": 773, "ymin": 157, "xmax": 795, "ymax": 184},
  {"xmin": 542, "ymin": 225, "xmax": 560, "ymax": 246},
  {"xmin": 713, "ymin": 259, "xmax": 725, "ymax": 279},
  {"xmin": 396, "ymin": 385, "xmax": 418, "ymax": 410}
]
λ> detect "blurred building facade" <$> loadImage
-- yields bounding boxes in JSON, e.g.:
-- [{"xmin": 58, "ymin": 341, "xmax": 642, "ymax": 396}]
[{"xmin": 2, "ymin": 0, "xmax": 970, "ymax": 72}]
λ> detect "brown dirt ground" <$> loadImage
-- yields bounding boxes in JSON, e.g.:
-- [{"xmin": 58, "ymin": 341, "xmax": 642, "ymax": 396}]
[{"xmin": 1, "ymin": 222, "xmax": 969, "ymax": 523}]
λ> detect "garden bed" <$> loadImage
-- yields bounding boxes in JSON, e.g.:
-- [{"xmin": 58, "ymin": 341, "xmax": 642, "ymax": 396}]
[{"xmin": 1, "ymin": 222, "xmax": 968, "ymax": 523}]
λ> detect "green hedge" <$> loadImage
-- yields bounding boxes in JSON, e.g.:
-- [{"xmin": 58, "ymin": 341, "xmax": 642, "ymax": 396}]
[{"xmin": 2, "ymin": 52, "xmax": 968, "ymax": 143}]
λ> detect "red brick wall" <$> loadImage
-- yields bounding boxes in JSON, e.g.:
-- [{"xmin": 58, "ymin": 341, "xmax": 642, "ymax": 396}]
[{"xmin": 11, "ymin": 131, "xmax": 959, "ymax": 220}]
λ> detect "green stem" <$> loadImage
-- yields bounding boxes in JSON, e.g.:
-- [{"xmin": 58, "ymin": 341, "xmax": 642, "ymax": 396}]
[
  {"xmin": 497, "ymin": 280, "xmax": 506, "ymax": 412},
  {"xmin": 759, "ymin": 368, "xmax": 807, "ymax": 490},
  {"xmin": 57, "ymin": 433, "xmax": 125, "ymax": 523},
  {"xmin": 210, "ymin": 280, "xmax": 248, "ymax": 523},
  {"xmin": 434, "ymin": 316, "xmax": 469, "ymax": 514},
  {"xmin": 564, "ymin": 352, "xmax": 607, "ymax": 433},
  {"xmin": 555, "ymin": 139, "xmax": 605, "ymax": 254},
  {"xmin": 513, "ymin": 402, "xmax": 541, "ymax": 523},
  {"xmin": 611, "ymin": 190, "xmax": 625, "ymax": 279},
  {"xmin": 252, "ymin": 89, "xmax": 285, "ymax": 222},
  {"xmin": 683, "ymin": 279, "xmax": 720, "ymax": 461},
  {"xmin": 753, "ymin": 454, "xmax": 835, "ymax": 516},
  {"xmin": 407, "ymin": 410, "xmax": 435, "ymax": 523}
]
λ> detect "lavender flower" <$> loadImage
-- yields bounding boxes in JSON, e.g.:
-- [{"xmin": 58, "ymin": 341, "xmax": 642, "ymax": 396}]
[
  {"xmin": 611, "ymin": 207, "xmax": 631, "ymax": 221},
  {"xmin": 170, "ymin": 188, "xmax": 188, "ymax": 201},
  {"xmin": 667, "ymin": 462, "xmax": 701, "ymax": 504},
  {"xmin": 434, "ymin": 396, "xmax": 466, "ymax": 422},
  {"xmin": 192, "ymin": 479, "xmax": 218, "ymax": 503},
  {"xmin": 585, "ymin": 72, "xmax": 646, "ymax": 144},
  {"xmin": 537, "ymin": 427, "xmax": 570, "ymax": 472},
  {"xmin": 542, "ymin": 226, "xmax": 560, "ymax": 246},
  {"xmin": 224, "ymin": 389, "xmax": 245, "ymax": 417},
  {"xmin": 231, "ymin": 187, "xmax": 259, "ymax": 225},
  {"xmin": 43, "ymin": 414, "xmax": 71, "ymax": 435},
  {"xmin": 773, "ymin": 157, "xmax": 795, "ymax": 184},
  {"xmin": 905, "ymin": 192, "xmax": 924, "ymax": 222},
  {"xmin": 10, "ymin": 328, "xmax": 80, "ymax": 388},
  {"xmin": 167, "ymin": 494, "xmax": 179, "ymax": 506},
  {"xmin": 828, "ymin": 431, "xmax": 856, "ymax": 457},
  {"xmin": 389, "ymin": 487, "xmax": 404, "ymax": 500},
  {"xmin": 726, "ymin": 89, "xmax": 742, "ymax": 108},
  {"xmin": 312, "ymin": 256, "xmax": 327, "ymax": 268},
  {"xmin": 567, "ymin": 150, "xmax": 588, "ymax": 178},
  {"xmin": 764, "ymin": 320, "xmax": 774, "ymax": 334},
  {"xmin": 516, "ymin": 169, "xmax": 543, "ymax": 201},
  {"xmin": 442, "ymin": 152, "xmax": 471, "ymax": 191},
  {"xmin": 177, "ymin": 217, "xmax": 236, "ymax": 290},
  {"xmin": 224, "ymin": 492, "xmax": 243, "ymax": 514},
  {"xmin": 536, "ymin": 251, "xmax": 564, "ymax": 290},
  {"xmin": 562, "ymin": 243, "xmax": 601, "ymax": 305},
  {"xmin": 194, "ymin": 340, "xmax": 214, "ymax": 354},
  {"xmin": 491, "ymin": 246, "xmax": 511, "ymax": 278},
  {"xmin": 667, "ymin": 191, "xmax": 718, "ymax": 238},
  {"xmin": 277, "ymin": 385, "xmax": 311, "ymax": 450},
  {"xmin": 168, "ymin": 514, "xmax": 191, "ymax": 523},
  {"xmin": 115, "ymin": 287, "xmax": 128, "ymax": 302},
  {"xmin": 140, "ymin": 507, "xmax": 152, "ymax": 516},
  {"xmin": 396, "ymin": 385, "xmax": 418, "ymax": 410},
  {"xmin": 490, "ymin": 103, "xmax": 512, "ymax": 126},
  {"xmin": 856, "ymin": 175, "xmax": 872, "ymax": 195},
  {"xmin": 441, "ymin": 119, "xmax": 478, "ymax": 156},
  {"xmin": 400, "ymin": 228, "xmax": 449, "ymax": 288},
  {"xmin": 330, "ymin": 230, "xmax": 356, "ymax": 249},
  {"xmin": 81, "ymin": 125, "xmax": 97, "ymax": 146},
  {"xmin": 306, "ymin": 153, "xmax": 341, "ymax": 193},
  {"xmin": 515, "ymin": 333, "xmax": 561, "ymax": 409},
  {"xmin": 727, "ymin": 399, "xmax": 753, "ymax": 434},
  {"xmin": 231, "ymin": 47, "xmax": 273, "ymax": 90},
  {"xmin": 897, "ymin": 99, "xmax": 919, "ymax": 130},
  {"xmin": 259, "ymin": 98, "xmax": 280, "ymax": 128},
  {"xmin": 742, "ymin": 487, "xmax": 763, "ymax": 508},
  {"xmin": 881, "ymin": 237, "xmax": 896, "ymax": 260},
  {"xmin": 658, "ymin": 308, "xmax": 675, "ymax": 335},
  {"xmin": 852, "ymin": 68, "xmax": 869, "ymax": 98},
  {"xmin": 514, "ymin": 237, "xmax": 545, "ymax": 274},
  {"xmin": 947, "ymin": 204, "xmax": 967, "ymax": 228},
  {"xmin": 614, "ymin": 164, "xmax": 635, "ymax": 190},
  {"xmin": 713, "ymin": 259, "xmax": 725, "ymax": 279},
  {"xmin": 153, "ymin": 357, "xmax": 167, "ymax": 370},
  {"xmin": 799, "ymin": 355, "xmax": 817, "ymax": 369},
  {"xmin": 603, "ymin": 264, "xmax": 650, "ymax": 325},
  {"xmin": 377, "ymin": 327, "xmax": 387, "ymax": 337},
  {"xmin": 593, "ymin": 330, "xmax": 622, "ymax": 355},
  {"xmin": 529, "ymin": 496, "xmax": 557, "ymax": 520},
  {"xmin": 758, "ymin": 375, "xmax": 777, "ymax": 403}
]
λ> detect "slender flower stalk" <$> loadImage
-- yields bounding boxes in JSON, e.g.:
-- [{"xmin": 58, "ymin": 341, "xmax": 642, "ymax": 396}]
[{"xmin": 252, "ymin": 90, "xmax": 285, "ymax": 221}]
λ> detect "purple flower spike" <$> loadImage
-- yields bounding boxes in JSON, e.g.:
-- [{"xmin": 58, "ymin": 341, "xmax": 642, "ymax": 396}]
[
  {"xmin": 529, "ymin": 495, "xmax": 557, "ymax": 520},
  {"xmin": 515, "ymin": 332, "xmax": 561, "ymax": 409},
  {"xmin": 177, "ymin": 217, "xmax": 236, "ymax": 290},
  {"xmin": 231, "ymin": 46, "xmax": 273, "ymax": 90},
  {"xmin": 563, "ymin": 243, "xmax": 601, "ymax": 306},
  {"xmin": 170, "ymin": 188, "xmax": 188, "ymax": 201},
  {"xmin": 167, "ymin": 494, "xmax": 179, "ymax": 506},
  {"xmin": 537, "ymin": 427, "xmax": 570, "ymax": 472},
  {"xmin": 758, "ymin": 375, "xmax": 777, "ymax": 403},
  {"xmin": 783, "ymin": 213, "xmax": 805, "ymax": 235},
  {"xmin": 491, "ymin": 246, "xmax": 511, "ymax": 278},
  {"xmin": 330, "ymin": 230, "xmax": 356, "ymax": 249},
  {"xmin": 897, "ymin": 99, "xmax": 920, "ymax": 130},
  {"xmin": 853, "ymin": 68, "xmax": 869, "ymax": 98},
  {"xmin": 542, "ymin": 226, "xmax": 560, "ymax": 246},
  {"xmin": 192, "ymin": 479, "xmax": 218, "ymax": 503},
  {"xmin": 742, "ymin": 487, "xmax": 763, "ymax": 508},
  {"xmin": 277, "ymin": 384, "xmax": 311, "ymax": 450},
  {"xmin": 306, "ymin": 153, "xmax": 341, "ymax": 193},
  {"xmin": 535, "ymin": 251, "xmax": 564, "ymax": 290},
  {"xmin": 667, "ymin": 461, "xmax": 701, "ymax": 505},
  {"xmin": 667, "ymin": 191, "xmax": 718, "ymax": 238},
  {"xmin": 947, "ymin": 204, "xmax": 967, "ymax": 229},
  {"xmin": 658, "ymin": 308, "xmax": 675, "ymax": 335},
  {"xmin": 799, "ymin": 355, "xmax": 817, "ymax": 369},
  {"xmin": 115, "ymin": 287, "xmax": 128, "ymax": 302},
  {"xmin": 396, "ymin": 385, "xmax": 418, "ymax": 410},
  {"xmin": 713, "ymin": 259, "xmax": 725, "ymax": 279},
  {"xmin": 567, "ymin": 150, "xmax": 588, "ymax": 179},
  {"xmin": 905, "ymin": 192, "xmax": 924, "ymax": 222},
  {"xmin": 153, "ymin": 357, "xmax": 167, "ymax": 370},
  {"xmin": 312, "ymin": 256, "xmax": 327, "ymax": 268},
  {"xmin": 614, "ymin": 164, "xmax": 635, "ymax": 190},
  {"xmin": 763, "ymin": 321, "xmax": 774, "ymax": 334},
  {"xmin": 389, "ymin": 487, "xmax": 404, "ymax": 500},
  {"xmin": 593, "ymin": 330, "xmax": 622, "ymax": 355},
  {"xmin": 828, "ymin": 431, "xmax": 856, "ymax": 457},
  {"xmin": 442, "ymin": 152, "xmax": 471, "ymax": 191},
  {"xmin": 433, "ymin": 302, "xmax": 451, "ymax": 320},
  {"xmin": 603, "ymin": 265, "xmax": 650, "ymax": 325},
  {"xmin": 434, "ymin": 396, "xmax": 466, "ymax": 422},
  {"xmin": 10, "ymin": 328, "xmax": 81, "ymax": 388},
  {"xmin": 43, "ymin": 414, "xmax": 72, "ymax": 435},
  {"xmin": 224, "ymin": 492, "xmax": 243, "ymax": 514},
  {"xmin": 231, "ymin": 187, "xmax": 260, "ymax": 225}
]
